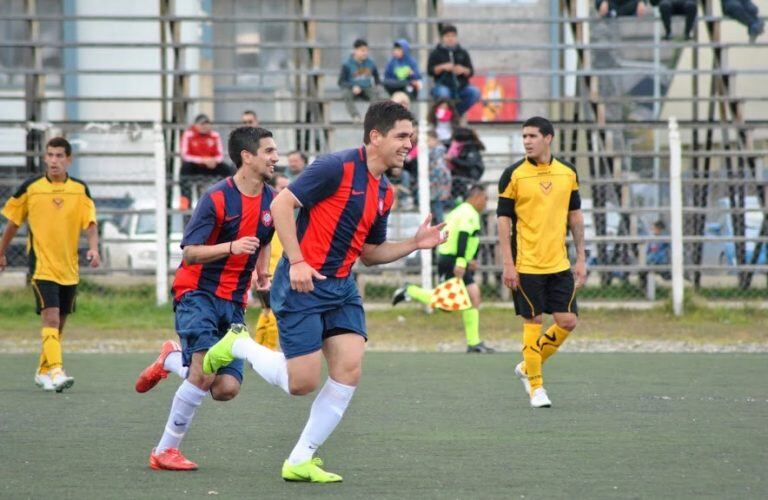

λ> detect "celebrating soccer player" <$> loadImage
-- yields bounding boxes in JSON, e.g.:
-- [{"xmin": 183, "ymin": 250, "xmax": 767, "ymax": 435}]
[
  {"xmin": 496, "ymin": 116, "xmax": 586, "ymax": 408},
  {"xmin": 203, "ymin": 100, "xmax": 447, "ymax": 483},
  {"xmin": 0, "ymin": 137, "xmax": 100, "ymax": 393},
  {"xmin": 135, "ymin": 127, "xmax": 278, "ymax": 471}
]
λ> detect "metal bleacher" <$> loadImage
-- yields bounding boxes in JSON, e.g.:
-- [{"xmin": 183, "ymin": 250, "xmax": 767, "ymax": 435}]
[{"xmin": 1, "ymin": 0, "xmax": 767, "ymax": 302}]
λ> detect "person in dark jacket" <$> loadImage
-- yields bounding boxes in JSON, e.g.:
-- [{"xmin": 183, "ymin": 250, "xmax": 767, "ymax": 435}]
[
  {"xmin": 721, "ymin": 0, "xmax": 764, "ymax": 42},
  {"xmin": 427, "ymin": 25, "xmax": 480, "ymax": 116},
  {"xmin": 445, "ymin": 127, "xmax": 485, "ymax": 200},
  {"xmin": 383, "ymin": 39, "xmax": 422, "ymax": 100},
  {"xmin": 338, "ymin": 38, "xmax": 382, "ymax": 122},
  {"xmin": 650, "ymin": 0, "xmax": 697, "ymax": 40}
]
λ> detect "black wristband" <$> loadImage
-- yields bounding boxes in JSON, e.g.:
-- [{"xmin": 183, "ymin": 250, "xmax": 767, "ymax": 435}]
[{"xmin": 229, "ymin": 241, "xmax": 233, "ymax": 254}]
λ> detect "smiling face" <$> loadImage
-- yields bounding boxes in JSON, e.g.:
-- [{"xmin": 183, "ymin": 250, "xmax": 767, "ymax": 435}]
[
  {"xmin": 370, "ymin": 119, "xmax": 414, "ymax": 170},
  {"xmin": 44, "ymin": 146, "xmax": 71, "ymax": 180},
  {"xmin": 522, "ymin": 126, "xmax": 552, "ymax": 162},
  {"xmin": 242, "ymin": 137, "xmax": 279, "ymax": 182}
]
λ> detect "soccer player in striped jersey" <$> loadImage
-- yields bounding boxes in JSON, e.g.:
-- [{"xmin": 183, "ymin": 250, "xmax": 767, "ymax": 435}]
[
  {"xmin": 203, "ymin": 101, "xmax": 447, "ymax": 482},
  {"xmin": 135, "ymin": 127, "xmax": 278, "ymax": 471}
]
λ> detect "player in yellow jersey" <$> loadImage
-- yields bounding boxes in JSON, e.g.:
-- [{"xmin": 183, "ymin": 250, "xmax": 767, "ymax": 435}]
[
  {"xmin": 0, "ymin": 137, "xmax": 101, "ymax": 392},
  {"xmin": 252, "ymin": 173, "xmax": 289, "ymax": 349},
  {"xmin": 496, "ymin": 117, "xmax": 586, "ymax": 408}
]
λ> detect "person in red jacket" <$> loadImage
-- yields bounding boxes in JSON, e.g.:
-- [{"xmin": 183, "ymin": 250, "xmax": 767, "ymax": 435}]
[{"xmin": 180, "ymin": 114, "xmax": 233, "ymax": 206}]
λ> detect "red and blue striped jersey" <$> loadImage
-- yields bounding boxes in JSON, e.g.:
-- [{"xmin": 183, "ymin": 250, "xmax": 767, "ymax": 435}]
[
  {"xmin": 288, "ymin": 146, "xmax": 394, "ymax": 278},
  {"xmin": 172, "ymin": 177, "xmax": 276, "ymax": 305}
]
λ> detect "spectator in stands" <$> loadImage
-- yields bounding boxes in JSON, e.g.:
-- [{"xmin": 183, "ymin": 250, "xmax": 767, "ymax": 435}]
[
  {"xmin": 383, "ymin": 39, "xmax": 422, "ymax": 100},
  {"xmin": 180, "ymin": 114, "xmax": 231, "ymax": 206},
  {"xmin": 286, "ymin": 150, "xmax": 307, "ymax": 180},
  {"xmin": 338, "ymin": 38, "xmax": 382, "ymax": 122},
  {"xmin": 596, "ymin": 0, "xmax": 648, "ymax": 17},
  {"xmin": 720, "ymin": 0, "xmax": 764, "ymax": 42},
  {"xmin": 650, "ymin": 0, "xmax": 697, "ymax": 40},
  {"xmin": 445, "ymin": 127, "xmax": 485, "ymax": 201},
  {"xmin": 391, "ymin": 91, "xmax": 411, "ymax": 110},
  {"xmin": 388, "ymin": 166, "xmax": 414, "ymax": 210},
  {"xmin": 241, "ymin": 110, "xmax": 259, "ymax": 126},
  {"xmin": 428, "ymin": 99, "xmax": 461, "ymax": 145},
  {"xmin": 427, "ymin": 24, "xmax": 481, "ymax": 116},
  {"xmin": 428, "ymin": 130, "xmax": 453, "ymax": 223}
]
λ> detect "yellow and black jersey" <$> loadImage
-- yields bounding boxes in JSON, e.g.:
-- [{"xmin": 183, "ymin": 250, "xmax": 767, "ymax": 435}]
[
  {"xmin": 1, "ymin": 174, "xmax": 96, "ymax": 285},
  {"xmin": 496, "ymin": 156, "xmax": 580, "ymax": 274}
]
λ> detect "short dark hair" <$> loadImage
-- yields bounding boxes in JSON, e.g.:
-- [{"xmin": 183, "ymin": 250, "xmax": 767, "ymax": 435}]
[
  {"xmin": 353, "ymin": 38, "xmax": 368, "ymax": 49},
  {"xmin": 46, "ymin": 137, "xmax": 72, "ymax": 156},
  {"xmin": 427, "ymin": 130, "xmax": 438, "ymax": 139},
  {"xmin": 653, "ymin": 219, "xmax": 666, "ymax": 231},
  {"xmin": 440, "ymin": 24, "xmax": 458, "ymax": 36},
  {"xmin": 228, "ymin": 127, "xmax": 273, "ymax": 168},
  {"xmin": 466, "ymin": 184, "xmax": 486, "ymax": 200},
  {"xmin": 288, "ymin": 150, "xmax": 308, "ymax": 164},
  {"xmin": 270, "ymin": 173, "xmax": 289, "ymax": 186},
  {"xmin": 242, "ymin": 110, "xmax": 257, "ymax": 117},
  {"xmin": 523, "ymin": 116, "xmax": 555, "ymax": 137},
  {"xmin": 363, "ymin": 100, "xmax": 414, "ymax": 145},
  {"xmin": 194, "ymin": 113, "xmax": 211, "ymax": 124}
]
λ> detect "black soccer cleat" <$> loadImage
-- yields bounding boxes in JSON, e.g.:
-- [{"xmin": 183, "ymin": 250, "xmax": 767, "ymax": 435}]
[
  {"xmin": 391, "ymin": 285, "xmax": 410, "ymax": 306},
  {"xmin": 466, "ymin": 342, "xmax": 496, "ymax": 354}
]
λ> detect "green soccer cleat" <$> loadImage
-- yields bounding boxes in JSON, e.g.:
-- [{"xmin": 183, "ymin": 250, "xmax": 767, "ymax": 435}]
[
  {"xmin": 203, "ymin": 323, "xmax": 249, "ymax": 375},
  {"xmin": 282, "ymin": 458, "xmax": 342, "ymax": 483}
]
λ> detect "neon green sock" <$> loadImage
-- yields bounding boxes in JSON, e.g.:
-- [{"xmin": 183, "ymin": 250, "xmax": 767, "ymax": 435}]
[
  {"xmin": 406, "ymin": 284, "xmax": 432, "ymax": 305},
  {"xmin": 462, "ymin": 308, "xmax": 480, "ymax": 346}
]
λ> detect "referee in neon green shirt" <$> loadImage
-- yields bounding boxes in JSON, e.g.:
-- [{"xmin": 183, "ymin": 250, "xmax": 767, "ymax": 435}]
[{"xmin": 393, "ymin": 184, "xmax": 495, "ymax": 353}]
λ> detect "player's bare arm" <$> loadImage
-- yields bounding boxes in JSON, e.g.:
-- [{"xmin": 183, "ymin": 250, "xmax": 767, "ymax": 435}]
[
  {"xmin": 0, "ymin": 220, "xmax": 20, "ymax": 272},
  {"xmin": 271, "ymin": 188, "xmax": 325, "ymax": 293},
  {"xmin": 183, "ymin": 236, "xmax": 260, "ymax": 265},
  {"xmin": 497, "ymin": 215, "xmax": 520, "ymax": 290},
  {"xmin": 359, "ymin": 213, "xmax": 447, "ymax": 266},
  {"xmin": 254, "ymin": 242, "xmax": 271, "ymax": 291},
  {"xmin": 568, "ymin": 209, "xmax": 587, "ymax": 288},
  {"xmin": 85, "ymin": 222, "xmax": 101, "ymax": 268}
]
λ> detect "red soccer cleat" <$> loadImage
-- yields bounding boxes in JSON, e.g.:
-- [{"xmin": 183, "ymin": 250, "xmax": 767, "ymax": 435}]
[
  {"xmin": 149, "ymin": 448, "xmax": 198, "ymax": 471},
  {"xmin": 135, "ymin": 340, "xmax": 181, "ymax": 393}
]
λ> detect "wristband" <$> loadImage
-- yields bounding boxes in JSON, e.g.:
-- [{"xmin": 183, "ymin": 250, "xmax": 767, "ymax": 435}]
[
  {"xmin": 290, "ymin": 258, "xmax": 305, "ymax": 265},
  {"xmin": 229, "ymin": 241, "xmax": 233, "ymax": 254}
]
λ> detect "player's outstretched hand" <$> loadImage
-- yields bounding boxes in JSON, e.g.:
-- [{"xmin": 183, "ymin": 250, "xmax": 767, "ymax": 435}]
[
  {"xmin": 290, "ymin": 260, "xmax": 326, "ymax": 293},
  {"xmin": 86, "ymin": 249, "xmax": 101, "ymax": 268},
  {"xmin": 231, "ymin": 236, "xmax": 260, "ymax": 255},
  {"xmin": 413, "ymin": 213, "xmax": 448, "ymax": 250}
]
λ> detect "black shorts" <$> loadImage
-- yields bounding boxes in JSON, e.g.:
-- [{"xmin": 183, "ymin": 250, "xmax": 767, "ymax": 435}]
[
  {"xmin": 437, "ymin": 255, "xmax": 475, "ymax": 286},
  {"xmin": 512, "ymin": 270, "xmax": 578, "ymax": 318},
  {"xmin": 31, "ymin": 279, "xmax": 78, "ymax": 315}
]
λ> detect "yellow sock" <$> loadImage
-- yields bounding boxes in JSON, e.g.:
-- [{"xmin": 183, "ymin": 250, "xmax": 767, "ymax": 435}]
[
  {"xmin": 41, "ymin": 327, "xmax": 62, "ymax": 371},
  {"xmin": 522, "ymin": 323, "xmax": 543, "ymax": 392},
  {"xmin": 262, "ymin": 311, "xmax": 279, "ymax": 351},
  {"xmin": 37, "ymin": 350, "xmax": 49, "ymax": 375},
  {"xmin": 538, "ymin": 324, "xmax": 571, "ymax": 363}
]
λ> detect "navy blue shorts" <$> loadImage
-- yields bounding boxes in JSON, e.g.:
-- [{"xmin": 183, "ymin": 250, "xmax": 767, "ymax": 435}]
[
  {"xmin": 271, "ymin": 258, "xmax": 367, "ymax": 359},
  {"xmin": 174, "ymin": 290, "xmax": 245, "ymax": 383}
]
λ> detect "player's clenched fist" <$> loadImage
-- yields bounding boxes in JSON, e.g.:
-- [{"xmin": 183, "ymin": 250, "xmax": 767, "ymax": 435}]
[
  {"xmin": 289, "ymin": 260, "xmax": 326, "ymax": 293},
  {"xmin": 231, "ymin": 236, "xmax": 260, "ymax": 255}
]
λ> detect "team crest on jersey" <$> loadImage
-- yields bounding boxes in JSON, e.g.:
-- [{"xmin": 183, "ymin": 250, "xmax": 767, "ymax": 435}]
[
  {"xmin": 539, "ymin": 181, "xmax": 552, "ymax": 195},
  {"xmin": 261, "ymin": 210, "xmax": 273, "ymax": 227},
  {"xmin": 52, "ymin": 197, "xmax": 64, "ymax": 208}
]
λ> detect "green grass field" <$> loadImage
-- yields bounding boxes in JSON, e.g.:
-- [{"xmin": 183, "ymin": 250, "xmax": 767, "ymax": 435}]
[{"xmin": 2, "ymin": 353, "xmax": 766, "ymax": 499}]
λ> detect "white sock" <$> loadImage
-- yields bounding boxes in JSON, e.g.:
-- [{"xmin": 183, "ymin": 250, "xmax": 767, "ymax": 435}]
[
  {"xmin": 232, "ymin": 336, "xmax": 290, "ymax": 394},
  {"xmin": 156, "ymin": 380, "xmax": 207, "ymax": 453},
  {"xmin": 163, "ymin": 351, "xmax": 189, "ymax": 379},
  {"xmin": 287, "ymin": 378, "xmax": 356, "ymax": 465}
]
